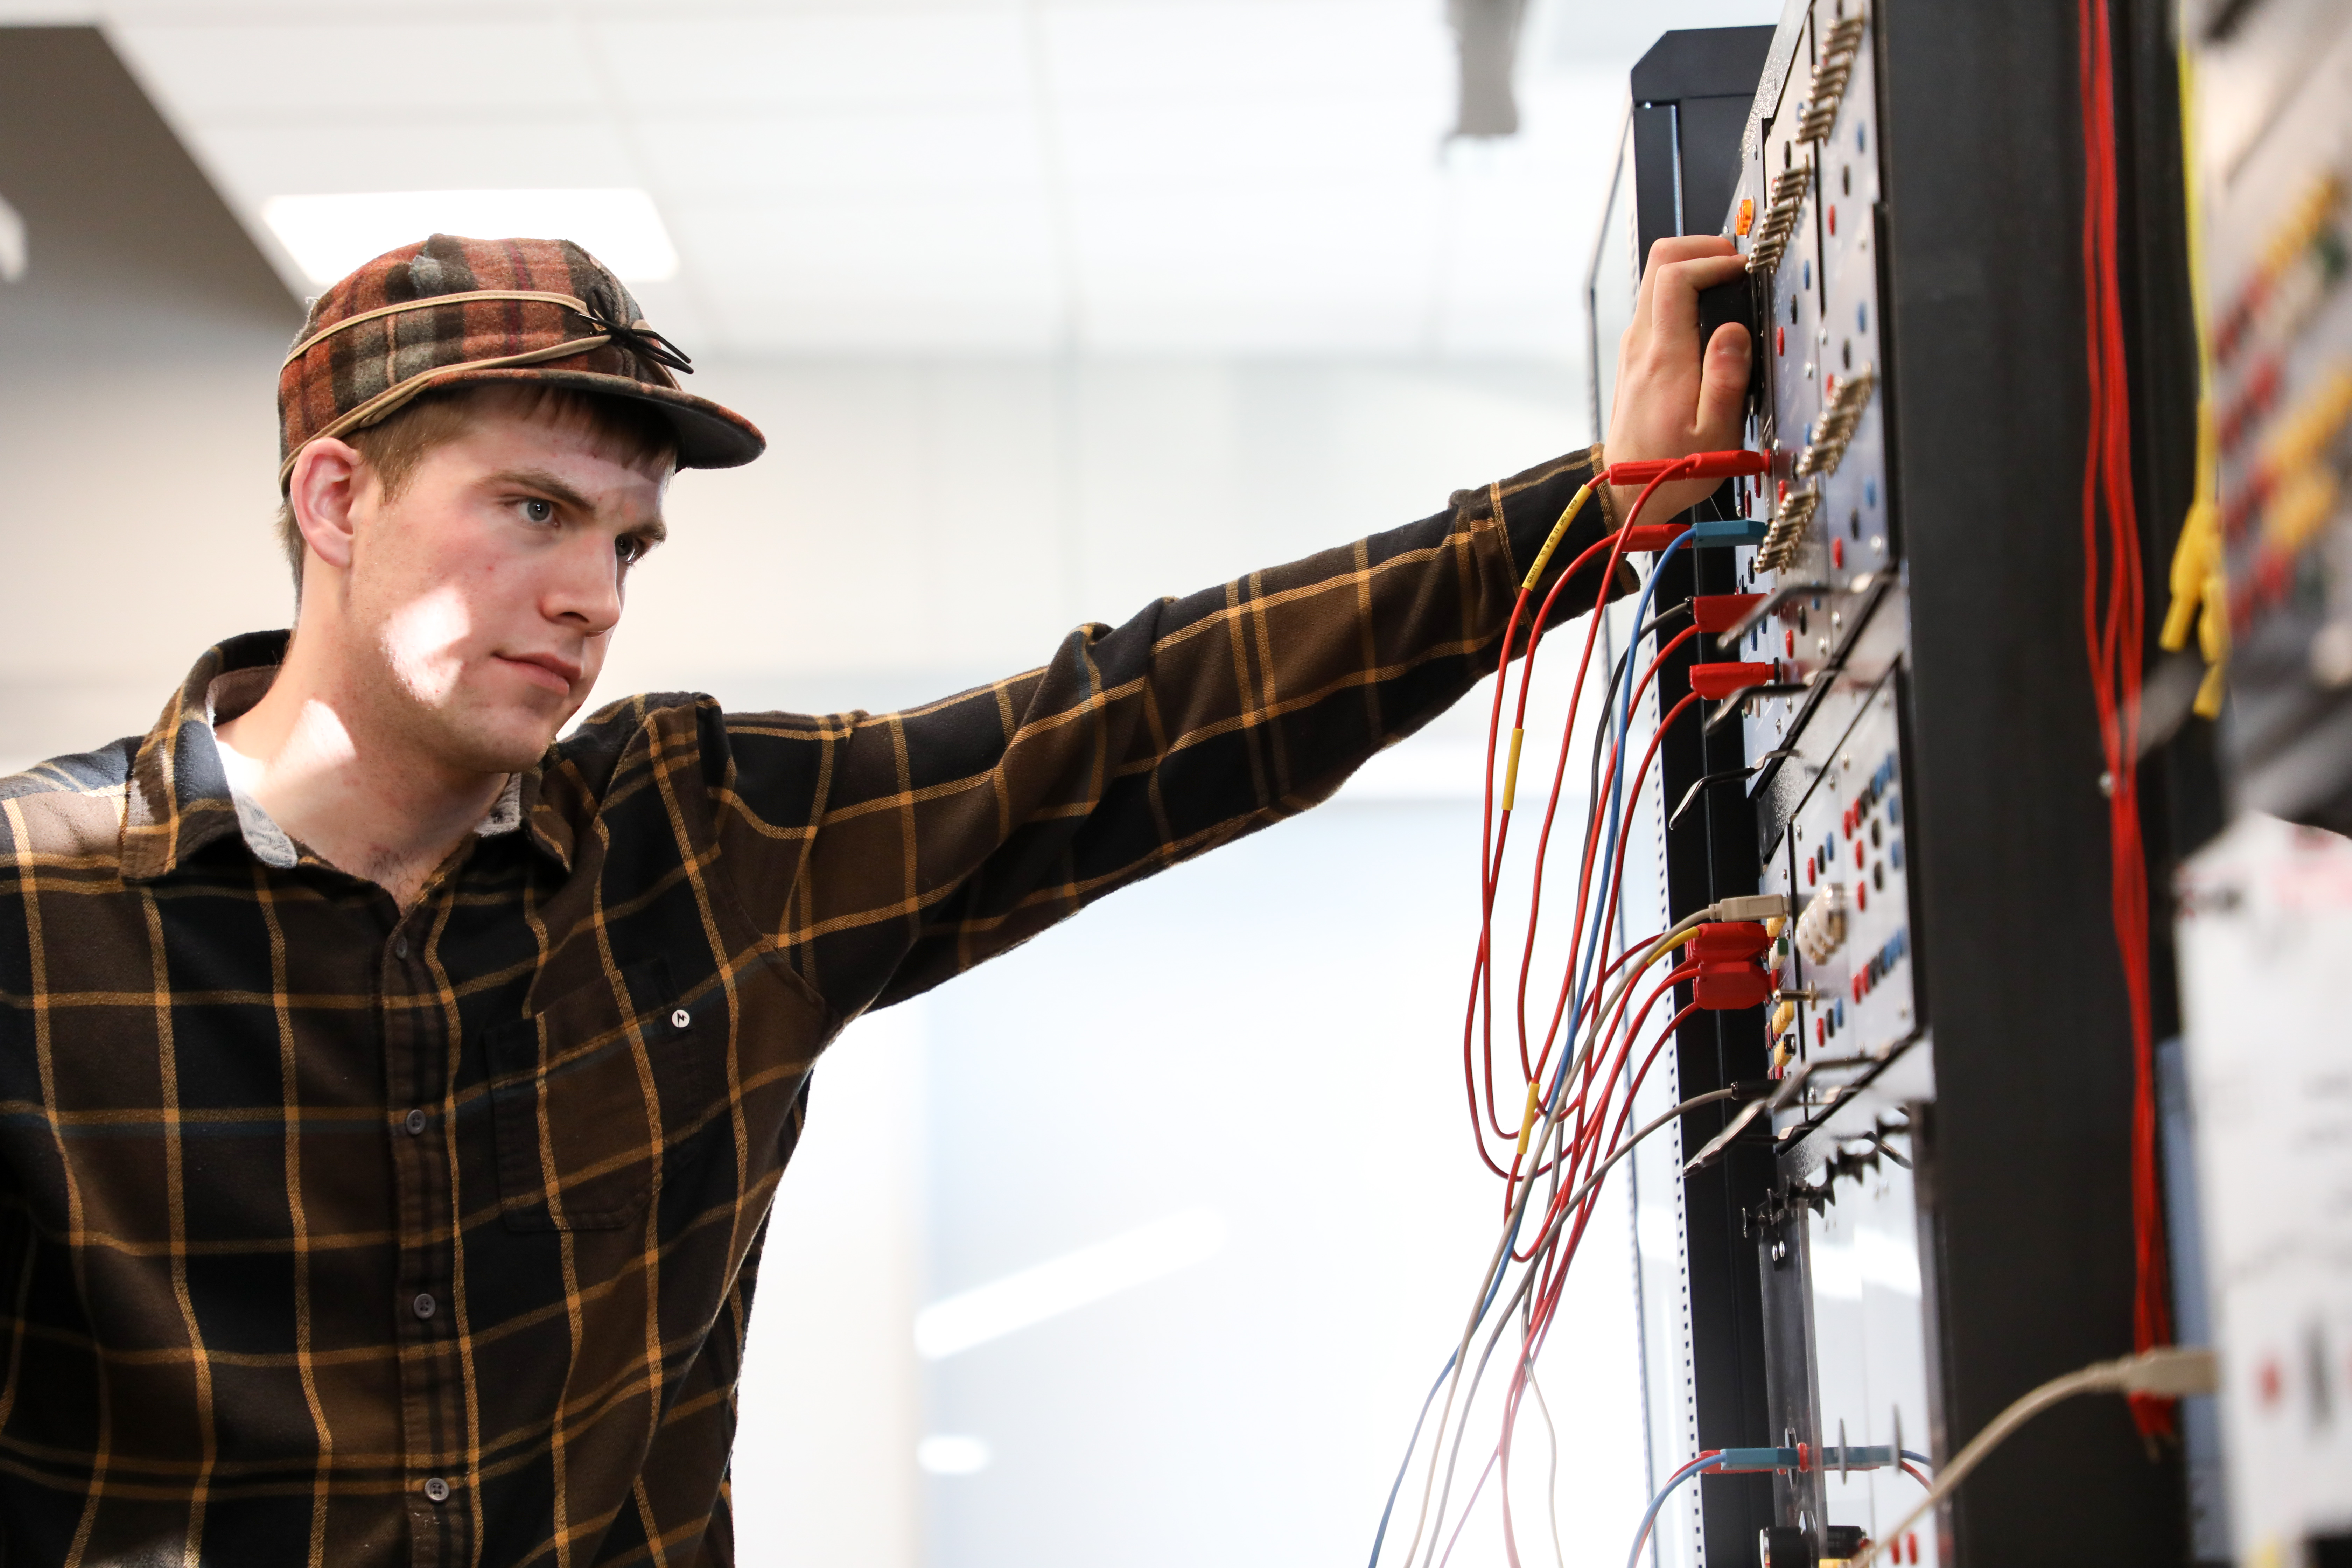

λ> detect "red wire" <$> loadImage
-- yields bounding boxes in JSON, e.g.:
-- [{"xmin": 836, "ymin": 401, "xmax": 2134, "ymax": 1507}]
[
  {"xmin": 1465, "ymin": 470, "xmax": 1691, "ymax": 1169},
  {"xmin": 1512, "ymin": 964, "xmax": 1694, "ymax": 1247},
  {"xmin": 1512, "ymin": 477, "xmax": 1684, "ymax": 1103},
  {"xmin": 1527, "ymin": 688, "xmax": 1703, "ymax": 1098},
  {"xmin": 1498, "ymin": 995, "xmax": 1705, "ymax": 1568},
  {"xmin": 1453, "ymin": 454, "xmax": 1745, "ymax": 1559},
  {"xmin": 1466, "ymin": 527, "xmax": 1656, "ymax": 1161},
  {"xmin": 1513, "ymin": 623, "xmax": 1700, "ymax": 1064},
  {"xmin": 2077, "ymin": 0, "xmax": 2171, "ymax": 1438}
]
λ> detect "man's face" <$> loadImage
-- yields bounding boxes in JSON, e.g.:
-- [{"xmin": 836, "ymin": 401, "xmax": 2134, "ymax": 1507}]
[{"xmin": 342, "ymin": 398, "xmax": 670, "ymax": 774}]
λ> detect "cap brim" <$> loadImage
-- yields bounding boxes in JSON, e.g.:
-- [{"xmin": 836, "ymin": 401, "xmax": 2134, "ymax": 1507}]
[{"xmin": 434, "ymin": 365, "xmax": 766, "ymax": 471}]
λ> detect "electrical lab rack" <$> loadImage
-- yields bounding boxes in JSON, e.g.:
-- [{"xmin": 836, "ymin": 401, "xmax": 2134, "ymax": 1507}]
[
  {"xmin": 1595, "ymin": 4, "xmax": 2219, "ymax": 1563},
  {"xmin": 2171, "ymin": 3, "xmax": 2352, "ymax": 1563}
]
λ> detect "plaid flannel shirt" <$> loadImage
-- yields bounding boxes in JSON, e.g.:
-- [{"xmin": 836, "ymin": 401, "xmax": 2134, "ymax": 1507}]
[{"xmin": 0, "ymin": 447, "xmax": 1617, "ymax": 1567}]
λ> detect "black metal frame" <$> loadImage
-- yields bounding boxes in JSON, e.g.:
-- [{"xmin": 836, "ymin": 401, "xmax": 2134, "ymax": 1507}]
[
  {"xmin": 1881, "ymin": 1, "xmax": 2206, "ymax": 1557},
  {"xmin": 1610, "ymin": 27, "xmax": 1783, "ymax": 1560},
  {"xmin": 1604, "ymin": 5, "xmax": 2221, "ymax": 1563}
]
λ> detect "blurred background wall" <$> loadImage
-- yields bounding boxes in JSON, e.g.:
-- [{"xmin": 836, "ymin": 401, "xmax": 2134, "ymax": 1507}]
[{"xmin": 0, "ymin": 3, "xmax": 1769, "ymax": 1562}]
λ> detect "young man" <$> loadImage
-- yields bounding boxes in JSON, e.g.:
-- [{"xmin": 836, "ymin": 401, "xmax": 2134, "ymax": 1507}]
[{"xmin": 0, "ymin": 231, "xmax": 1747, "ymax": 1565}]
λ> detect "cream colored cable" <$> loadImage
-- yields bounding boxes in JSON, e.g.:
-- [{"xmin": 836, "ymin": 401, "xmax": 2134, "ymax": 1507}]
[
  {"xmin": 1849, "ymin": 1346, "xmax": 2219, "ymax": 1568},
  {"xmin": 1401, "ymin": 906, "xmax": 1733, "ymax": 1568}
]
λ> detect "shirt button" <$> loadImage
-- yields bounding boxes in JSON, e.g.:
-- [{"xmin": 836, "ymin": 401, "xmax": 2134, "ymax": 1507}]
[
  {"xmin": 412, "ymin": 1292, "xmax": 436, "ymax": 1321},
  {"xmin": 671, "ymin": 1008, "xmax": 691, "ymax": 1030},
  {"xmin": 404, "ymin": 1108, "xmax": 428, "ymax": 1136},
  {"xmin": 394, "ymin": 936, "xmax": 410, "ymax": 959},
  {"xmin": 423, "ymin": 1477, "xmax": 450, "ymax": 1504}
]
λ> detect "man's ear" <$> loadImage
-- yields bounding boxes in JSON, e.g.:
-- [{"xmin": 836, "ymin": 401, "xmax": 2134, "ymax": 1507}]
[{"xmin": 287, "ymin": 437, "xmax": 365, "ymax": 575}]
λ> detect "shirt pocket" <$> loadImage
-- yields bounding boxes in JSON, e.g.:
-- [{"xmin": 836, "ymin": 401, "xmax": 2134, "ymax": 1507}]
[{"xmin": 485, "ymin": 956, "xmax": 714, "ymax": 1233}]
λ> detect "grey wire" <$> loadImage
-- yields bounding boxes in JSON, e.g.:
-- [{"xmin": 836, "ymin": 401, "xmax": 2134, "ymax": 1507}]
[
  {"xmin": 1409, "ymin": 1079, "xmax": 1741, "ymax": 1566},
  {"xmin": 1404, "ymin": 918, "xmax": 1710, "ymax": 1567},
  {"xmin": 1523, "ymin": 1364, "xmax": 1567, "ymax": 1568}
]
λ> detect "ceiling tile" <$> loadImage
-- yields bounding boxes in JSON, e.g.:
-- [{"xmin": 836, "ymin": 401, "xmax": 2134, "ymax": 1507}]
[
  {"xmin": 1042, "ymin": 0, "xmax": 1447, "ymax": 103},
  {"xmin": 109, "ymin": 20, "xmax": 602, "ymax": 117},
  {"xmin": 1070, "ymin": 179, "xmax": 1439, "ymax": 299},
  {"xmin": 1055, "ymin": 96, "xmax": 1444, "ymax": 187},
  {"xmin": 673, "ymin": 193, "xmax": 1060, "ymax": 352},
  {"xmin": 85, "ymin": 0, "xmax": 1696, "ymax": 359},
  {"xmin": 186, "ymin": 118, "xmax": 639, "ymax": 205},
  {"xmin": 588, "ymin": 13, "xmax": 1031, "ymax": 111},
  {"xmin": 635, "ymin": 107, "xmax": 1045, "ymax": 199}
]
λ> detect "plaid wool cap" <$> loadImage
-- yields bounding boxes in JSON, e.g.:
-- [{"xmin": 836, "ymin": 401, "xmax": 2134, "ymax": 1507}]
[{"xmin": 276, "ymin": 233, "xmax": 764, "ymax": 490}]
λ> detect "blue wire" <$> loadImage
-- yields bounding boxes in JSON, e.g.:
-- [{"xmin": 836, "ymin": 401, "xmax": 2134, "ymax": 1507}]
[
  {"xmin": 1367, "ymin": 532, "xmax": 1696, "ymax": 1568},
  {"xmin": 1625, "ymin": 1451, "xmax": 1725, "ymax": 1568},
  {"xmin": 1365, "ymin": 1196, "xmax": 1534, "ymax": 1566},
  {"xmin": 1546, "ymin": 528, "xmax": 1693, "ymax": 1117}
]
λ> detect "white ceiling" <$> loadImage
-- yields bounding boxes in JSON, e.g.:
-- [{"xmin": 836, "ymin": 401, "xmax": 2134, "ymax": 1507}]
[{"xmin": 1, "ymin": 0, "xmax": 1773, "ymax": 360}]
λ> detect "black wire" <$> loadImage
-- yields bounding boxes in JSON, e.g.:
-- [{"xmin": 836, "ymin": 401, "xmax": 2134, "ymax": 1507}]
[
  {"xmin": 1400, "ymin": 1083, "xmax": 1743, "ymax": 1567},
  {"xmin": 1584, "ymin": 597, "xmax": 1690, "ymax": 831}
]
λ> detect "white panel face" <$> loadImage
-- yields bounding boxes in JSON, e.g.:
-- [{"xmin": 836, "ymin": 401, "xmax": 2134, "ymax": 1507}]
[
  {"xmin": 1802, "ymin": 1147, "xmax": 1938, "ymax": 1567},
  {"xmin": 1769, "ymin": 676, "xmax": 1916, "ymax": 1078},
  {"xmin": 2176, "ymin": 814, "xmax": 2352, "ymax": 1558}
]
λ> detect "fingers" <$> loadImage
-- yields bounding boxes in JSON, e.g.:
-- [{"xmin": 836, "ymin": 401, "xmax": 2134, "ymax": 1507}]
[
  {"xmin": 1695, "ymin": 322, "xmax": 1754, "ymax": 447},
  {"xmin": 1644, "ymin": 252, "xmax": 1749, "ymax": 365},
  {"xmin": 1630, "ymin": 236, "xmax": 1739, "ymax": 341}
]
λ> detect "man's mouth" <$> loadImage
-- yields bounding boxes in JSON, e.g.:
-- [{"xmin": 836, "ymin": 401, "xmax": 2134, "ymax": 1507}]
[{"xmin": 494, "ymin": 652, "xmax": 581, "ymax": 694}]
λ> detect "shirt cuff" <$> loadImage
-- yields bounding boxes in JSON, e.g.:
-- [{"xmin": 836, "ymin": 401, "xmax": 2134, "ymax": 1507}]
[{"xmin": 1479, "ymin": 444, "xmax": 1632, "ymax": 618}]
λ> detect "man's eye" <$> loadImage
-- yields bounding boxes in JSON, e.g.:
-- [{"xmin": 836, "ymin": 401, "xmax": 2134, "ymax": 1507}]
[
  {"xmin": 519, "ymin": 498, "xmax": 555, "ymax": 524},
  {"xmin": 615, "ymin": 536, "xmax": 645, "ymax": 566}
]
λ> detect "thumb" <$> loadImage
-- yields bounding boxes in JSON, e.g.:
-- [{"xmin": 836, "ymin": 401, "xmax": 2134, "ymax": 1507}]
[{"xmin": 1695, "ymin": 322, "xmax": 1753, "ymax": 448}]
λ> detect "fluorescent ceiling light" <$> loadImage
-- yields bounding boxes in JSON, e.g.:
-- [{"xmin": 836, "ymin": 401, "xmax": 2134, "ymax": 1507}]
[
  {"xmin": 915, "ymin": 1435, "xmax": 992, "ymax": 1476},
  {"xmin": 0, "ymin": 192, "xmax": 23, "ymax": 284},
  {"xmin": 913, "ymin": 1206, "xmax": 1226, "ymax": 1359},
  {"xmin": 260, "ymin": 189, "xmax": 678, "ymax": 285}
]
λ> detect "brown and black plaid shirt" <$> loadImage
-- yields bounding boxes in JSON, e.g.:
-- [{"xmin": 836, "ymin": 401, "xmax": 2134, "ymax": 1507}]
[{"xmin": 0, "ymin": 447, "xmax": 1616, "ymax": 1567}]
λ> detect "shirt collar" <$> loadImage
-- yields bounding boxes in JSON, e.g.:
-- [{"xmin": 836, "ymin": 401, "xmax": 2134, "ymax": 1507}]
[{"xmin": 121, "ymin": 632, "xmax": 566, "ymax": 881}]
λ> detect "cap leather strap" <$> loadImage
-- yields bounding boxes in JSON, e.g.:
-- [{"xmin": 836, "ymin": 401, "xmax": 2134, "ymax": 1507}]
[
  {"xmin": 282, "ymin": 289, "xmax": 590, "ymax": 367},
  {"xmin": 274, "ymin": 334, "xmax": 620, "ymax": 491}
]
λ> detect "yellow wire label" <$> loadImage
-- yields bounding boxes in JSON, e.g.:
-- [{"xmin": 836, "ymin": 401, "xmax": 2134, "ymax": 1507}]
[
  {"xmin": 1522, "ymin": 483, "xmax": 1596, "ymax": 591},
  {"xmin": 1502, "ymin": 728, "xmax": 1526, "ymax": 811},
  {"xmin": 1513, "ymin": 1081, "xmax": 1544, "ymax": 1163}
]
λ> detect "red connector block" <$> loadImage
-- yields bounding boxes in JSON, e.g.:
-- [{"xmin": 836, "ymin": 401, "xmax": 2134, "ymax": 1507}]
[
  {"xmin": 1602, "ymin": 450, "xmax": 1771, "ymax": 485},
  {"xmin": 1694, "ymin": 594, "xmax": 1764, "ymax": 634},
  {"xmin": 1689, "ymin": 920, "xmax": 1772, "ymax": 1011},
  {"xmin": 1687, "ymin": 660, "xmax": 1776, "ymax": 699},
  {"xmin": 1615, "ymin": 523, "xmax": 1690, "ymax": 551}
]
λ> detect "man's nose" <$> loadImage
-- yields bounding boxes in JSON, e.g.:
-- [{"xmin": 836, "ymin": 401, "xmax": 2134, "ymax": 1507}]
[{"xmin": 546, "ymin": 532, "xmax": 624, "ymax": 634}]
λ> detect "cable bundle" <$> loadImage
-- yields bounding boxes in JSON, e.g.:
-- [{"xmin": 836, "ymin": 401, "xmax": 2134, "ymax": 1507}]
[
  {"xmin": 2075, "ymin": 0, "xmax": 2174, "ymax": 1440},
  {"xmin": 1370, "ymin": 451, "xmax": 1773, "ymax": 1568}
]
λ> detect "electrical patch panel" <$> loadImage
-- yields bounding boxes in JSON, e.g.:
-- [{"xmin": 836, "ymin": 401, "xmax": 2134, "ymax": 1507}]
[
  {"xmin": 2179, "ymin": 0, "xmax": 2352, "ymax": 1557},
  {"xmin": 2196, "ymin": 2, "xmax": 2352, "ymax": 832},
  {"xmin": 1765, "ymin": 677, "xmax": 1915, "ymax": 1079},
  {"xmin": 1717, "ymin": 2, "xmax": 1928, "ymax": 1166},
  {"xmin": 1685, "ymin": 2, "xmax": 1944, "ymax": 1560},
  {"xmin": 1612, "ymin": 0, "xmax": 2223, "ymax": 1560},
  {"xmin": 1720, "ymin": 0, "xmax": 1894, "ymax": 775}
]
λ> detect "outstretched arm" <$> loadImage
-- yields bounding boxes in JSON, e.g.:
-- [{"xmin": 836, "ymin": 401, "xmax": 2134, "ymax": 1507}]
[{"xmin": 714, "ymin": 258, "xmax": 1748, "ymax": 1018}]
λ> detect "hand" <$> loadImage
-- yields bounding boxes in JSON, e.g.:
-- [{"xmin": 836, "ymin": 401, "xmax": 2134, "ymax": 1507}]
[{"xmin": 1604, "ymin": 236, "xmax": 1754, "ymax": 526}]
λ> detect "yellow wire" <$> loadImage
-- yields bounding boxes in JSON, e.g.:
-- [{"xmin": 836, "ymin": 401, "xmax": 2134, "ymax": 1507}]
[
  {"xmin": 1501, "ymin": 728, "xmax": 1526, "ymax": 811},
  {"xmin": 2162, "ymin": 40, "xmax": 2230, "ymax": 719},
  {"xmin": 1522, "ymin": 483, "xmax": 1596, "ymax": 592},
  {"xmin": 1512, "ymin": 1081, "xmax": 1543, "ymax": 1164}
]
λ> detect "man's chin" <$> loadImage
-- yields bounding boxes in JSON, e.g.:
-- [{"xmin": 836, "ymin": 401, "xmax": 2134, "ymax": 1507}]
[{"xmin": 429, "ymin": 709, "xmax": 566, "ymax": 776}]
